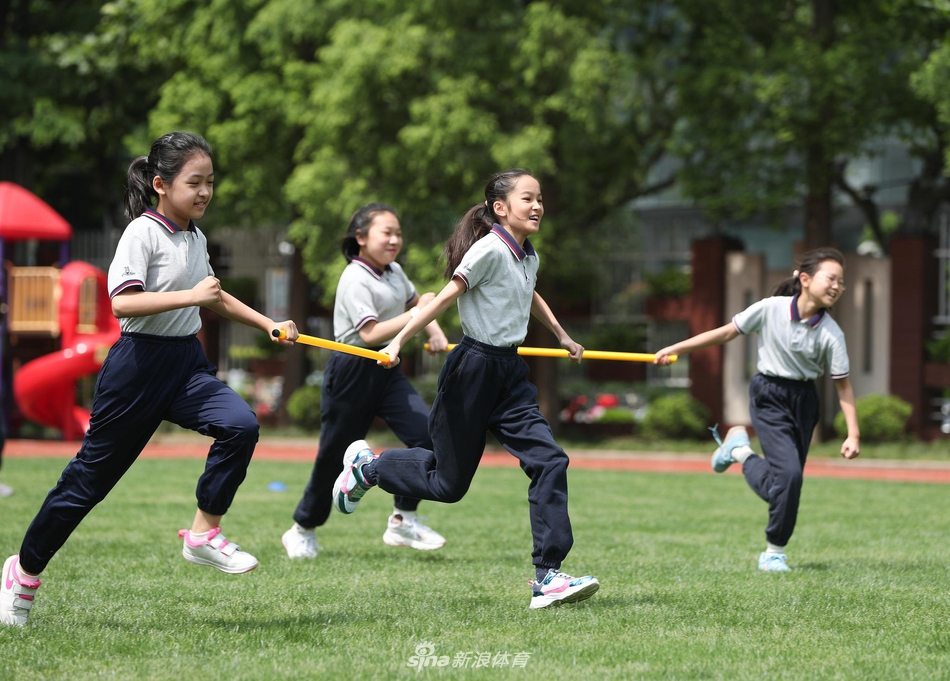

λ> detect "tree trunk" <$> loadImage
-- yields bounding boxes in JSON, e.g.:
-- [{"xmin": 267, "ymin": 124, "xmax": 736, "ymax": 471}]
[
  {"xmin": 525, "ymin": 322, "xmax": 561, "ymax": 434},
  {"xmin": 804, "ymin": 0, "xmax": 835, "ymax": 251},
  {"xmin": 279, "ymin": 246, "xmax": 309, "ymax": 424},
  {"xmin": 804, "ymin": 148, "xmax": 834, "ymax": 250}
]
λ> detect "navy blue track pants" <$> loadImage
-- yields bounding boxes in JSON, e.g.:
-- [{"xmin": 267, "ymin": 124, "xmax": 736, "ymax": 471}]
[
  {"xmin": 19, "ymin": 332, "xmax": 259, "ymax": 574},
  {"xmin": 743, "ymin": 373, "xmax": 820, "ymax": 546},
  {"xmin": 371, "ymin": 337, "xmax": 573, "ymax": 571},
  {"xmin": 293, "ymin": 351, "xmax": 430, "ymax": 529}
]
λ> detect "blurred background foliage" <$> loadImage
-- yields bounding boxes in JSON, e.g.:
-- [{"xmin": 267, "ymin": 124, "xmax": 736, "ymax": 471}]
[{"xmin": 6, "ymin": 0, "xmax": 950, "ymax": 324}]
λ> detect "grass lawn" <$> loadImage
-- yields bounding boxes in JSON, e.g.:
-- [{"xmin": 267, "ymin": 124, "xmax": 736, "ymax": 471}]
[
  {"xmin": 553, "ymin": 433, "xmax": 950, "ymax": 461},
  {"xmin": 1, "ymin": 456, "xmax": 948, "ymax": 680}
]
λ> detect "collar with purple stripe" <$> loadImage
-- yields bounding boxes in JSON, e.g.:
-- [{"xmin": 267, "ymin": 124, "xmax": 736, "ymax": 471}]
[
  {"xmin": 789, "ymin": 293, "xmax": 825, "ymax": 327},
  {"xmin": 142, "ymin": 209, "xmax": 197, "ymax": 234},
  {"xmin": 490, "ymin": 224, "xmax": 536, "ymax": 262},
  {"xmin": 352, "ymin": 256, "xmax": 392, "ymax": 280}
]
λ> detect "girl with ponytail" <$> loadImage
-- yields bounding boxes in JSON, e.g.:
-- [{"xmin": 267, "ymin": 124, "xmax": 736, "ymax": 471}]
[
  {"xmin": 281, "ymin": 202, "xmax": 449, "ymax": 559},
  {"xmin": 1, "ymin": 132, "xmax": 300, "ymax": 626},
  {"xmin": 329, "ymin": 169, "xmax": 600, "ymax": 610},
  {"xmin": 654, "ymin": 247, "xmax": 859, "ymax": 573}
]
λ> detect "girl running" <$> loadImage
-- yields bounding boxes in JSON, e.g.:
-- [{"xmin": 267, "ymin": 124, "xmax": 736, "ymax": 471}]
[
  {"xmin": 331, "ymin": 170, "xmax": 599, "ymax": 609},
  {"xmin": 1, "ymin": 131, "xmax": 298, "ymax": 626},
  {"xmin": 654, "ymin": 247, "xmax": 860, "ymax": 571},
  {"xmin": 282, "ymin": 202, "xmax": 448, "ymax": 559}
]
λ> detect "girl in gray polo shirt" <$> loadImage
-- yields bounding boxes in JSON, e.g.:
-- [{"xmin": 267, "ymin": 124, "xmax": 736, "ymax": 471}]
[
  {"xmin": 0, "ymin": 131, "xmax": 299, "ymax": 627},
  {"xmin": 281, "ymin": 202, "xmax": 449, "ymax": 559},
  {"xmin": 330, "ymin": 170, "xmax": 599, "ymax": 609},
  {"xmin": 654, "ymin": 248, "xmax": 860, "ymax": 572}
]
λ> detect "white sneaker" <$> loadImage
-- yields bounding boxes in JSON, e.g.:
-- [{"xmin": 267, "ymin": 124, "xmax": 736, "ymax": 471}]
[
  {"xmin": 1, "ymin": 555, "xmax": 41, "ymax": 626},
  {"xmin": 382, "ymin": 513, "xmax": 446, "ymax": 551},
  {"xmin": 282, "ymin": 524, "xmax": 319, "ymax": 559},
  {"xmin": 179, "ymin": 527, "xmax": 258, "ymax": 574},
  {"xmin": 0, "ymin": 482, "xmax": 13, "ymax": 498},
  {"xmin": 332, "ymin": 440, "xmax": 377, "ymax": 514},
  {"xmin": 529, "ymin": 570, "xmax": 599, "ymax": 609},
  {"xmin": 758, "ymin": 551, "xmax": 792, "ymax": 572}
]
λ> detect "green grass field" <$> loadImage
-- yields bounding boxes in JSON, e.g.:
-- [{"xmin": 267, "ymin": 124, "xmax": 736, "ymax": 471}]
[{"xmin": 1, "ymin": 456, "xmax": 948, "ymax": 680}]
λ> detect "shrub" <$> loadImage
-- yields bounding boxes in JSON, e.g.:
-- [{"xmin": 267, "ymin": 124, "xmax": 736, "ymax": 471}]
[
  {"xmin": 596, "ymin": 407, "xmax": 637, "ymax": 424},
  {"xmin": 409, "ymin": 373, "xmax": 439, "ymax": 405},
  {"xmin": 579, "ymin": 323, "xmax": 646, "ymax": 353},
  {"xmin": 641, "ymin": 392, "xmax": 710, "ymax": 440},
  {"xmin": 927, "ymin": 334, "xmax": 950, "ymax": 363},
  {"xmin": 834, "ymin": 393, "xmax": 912, "ymax": 443},
  {"xmin": 645, "ymin": 267, "xmax": 691, "ymax": 297},
  {"xmin": 286, "ymin": 385, "xmax": 322, "ymax": 432}
]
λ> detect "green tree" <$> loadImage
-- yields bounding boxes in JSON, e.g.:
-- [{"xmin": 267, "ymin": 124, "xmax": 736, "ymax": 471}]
[
  {"xmin": 118, "ymin": 0, "xmax": 687, "ymax": 417},
  {"xmin": 0, "ymin": 0, "xmax": 162, "ymax": 229},
  {"xmin": 671, "ymin": 0, "xmax": 950, "ymax": 249}
]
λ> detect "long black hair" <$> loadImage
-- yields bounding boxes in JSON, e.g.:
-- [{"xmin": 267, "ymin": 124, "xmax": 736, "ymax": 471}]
[
  {"xmin": 771, "ymin": 247, "xmax": 845, "ymax": 296},
  {"xmin": 124, "ymin": 131, "xmax": 213, "ymax": 221},
  {"xmin": 341, "ymin": 202, "xmax": 399, "ymax": 262},
  {"xmin": 442, "ymin": 169, "xmax": 533, "ymax": 279}
]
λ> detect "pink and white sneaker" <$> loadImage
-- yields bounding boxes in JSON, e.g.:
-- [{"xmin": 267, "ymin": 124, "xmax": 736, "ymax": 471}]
[
  {"xmin": 529, "ymin": 569, "xmax": 599, "ymax": 610},
  {"xmin": 179, "ymin": 528, "xmax": 258, "ymax": 574},
  {"xmin": 332, "ymin": 440, "xmax": 378, "ymax": 514},
  {"xmin": 1, "ymin": 555, "xmax": 41, "ymax": 626}
]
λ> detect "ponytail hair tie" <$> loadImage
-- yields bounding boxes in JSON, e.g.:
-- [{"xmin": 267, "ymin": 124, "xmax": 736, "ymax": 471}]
[{"xmin": 792, "ymin": 269, "xmax": 800, "ymax": 278}]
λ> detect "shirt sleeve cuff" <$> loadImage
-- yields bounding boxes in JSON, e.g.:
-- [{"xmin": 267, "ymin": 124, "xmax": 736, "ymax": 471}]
[{"xmin": 109, "ymin": 280, "xmax": 145, "ymax": 299}]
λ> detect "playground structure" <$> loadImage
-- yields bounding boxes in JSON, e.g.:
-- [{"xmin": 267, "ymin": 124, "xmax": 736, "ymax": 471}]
[{"xmin": 0, "ymin": 181, "xmax": 119, "ymax": 440}]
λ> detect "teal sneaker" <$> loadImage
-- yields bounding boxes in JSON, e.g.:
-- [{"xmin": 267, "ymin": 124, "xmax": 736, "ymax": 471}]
[
  {"xmin": 332, "ymin": 440, "xmax": 377, "ymax": 514},
  {"xmin": 709, "ymin": 424, "xmax": 751, "ymax": 473},
  {"xmin": 758, "ymin": 552, "xmax": 791, "ymax": 572}
]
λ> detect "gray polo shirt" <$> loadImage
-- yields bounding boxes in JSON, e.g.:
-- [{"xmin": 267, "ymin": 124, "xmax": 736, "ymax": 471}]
[
  {"xmin": 108, "ymin": 210, "xmax": 213, "ymax": 336},
  {"xmin": 334, "ymin": 258, "xmax": 417, "ymax": 347},
  {"xmin": 732, "ymin": 295, "xmax": 850, "ymax": 381},
  {"xmin": 453, "ymin": 225, "xmax": 538, "ymax": 347}
]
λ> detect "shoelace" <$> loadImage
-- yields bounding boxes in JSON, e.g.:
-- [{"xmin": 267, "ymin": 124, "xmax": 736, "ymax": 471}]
[
  {"xmin": 709, "ymin": 423, "xmax": 723, "ymax": 449},
  {"xmin": 406, "ymin": 515, "xmax": 433, "ymax": 528}
]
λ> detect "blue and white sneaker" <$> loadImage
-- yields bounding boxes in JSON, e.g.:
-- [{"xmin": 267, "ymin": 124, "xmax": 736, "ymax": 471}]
[
  {"xmin": 332, "ymin": 440, "xmax": 377, "ymax": 514},
  {"xmin": 709, "ymin": 424, "xmax": 751, "ymax": 473},
  {"xmin": 529, "ymin": 570, "xmax": 600, "ymax": 610},
  {"xmin": 758, "ymin": 552, "xmax": 791, "ymax": 572}
]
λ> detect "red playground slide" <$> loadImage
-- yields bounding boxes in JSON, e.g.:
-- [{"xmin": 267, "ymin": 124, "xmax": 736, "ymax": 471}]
[{"xmin": 14, "ymin": 261, "xmax": 120, "ymax": 440}]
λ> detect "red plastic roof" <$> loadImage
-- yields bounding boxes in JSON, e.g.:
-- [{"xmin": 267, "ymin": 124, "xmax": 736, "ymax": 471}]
[{"xmin": 0, "ymin": 181, "xmax": 72, "ymax": 241}]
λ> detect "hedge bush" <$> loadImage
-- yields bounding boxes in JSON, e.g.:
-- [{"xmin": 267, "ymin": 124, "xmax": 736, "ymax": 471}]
[
  {"xmin": 927, "ymin": 334, "xmax": 950, "ymax": 363},
  {"xmin": 641, "ymin": 392, "xmax": 710, "ymax": 440},
  {"xmin": 834, "ymin": 393, "xmax": 912, "ymax": 443},
  {"xmin": 596, "ymin": 407, "xmax": 638, "ymax": 424},
  {"xmin": 286, "ymin": 385, "xmax": 322, "ymax": 432}
]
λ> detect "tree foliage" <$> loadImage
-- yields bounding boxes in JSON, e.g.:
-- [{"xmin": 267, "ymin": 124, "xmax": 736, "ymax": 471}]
[
  {"xmin": 96, "ymin": 0, "xmax": 683, "ymax": 304},
  {"xmin": 670, "ymin": 0, "xmax": 950, "ymax": 247},
  {"xmin": 0, "ymin": 0, "xmax": 163, "ymax": 228},
  {"xmin": 5, "ymin": 0, "xmax": 950, "ymax": 268}
]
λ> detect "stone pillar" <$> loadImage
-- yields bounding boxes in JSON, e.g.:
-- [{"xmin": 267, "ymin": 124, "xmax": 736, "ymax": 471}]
[
  {"xmin": 889, "ymin": 235, "xmax": 938, "ymax": 438},
  {"xmin": 689, "ymin": 236, "xmax": 740, "ymax": 426}
]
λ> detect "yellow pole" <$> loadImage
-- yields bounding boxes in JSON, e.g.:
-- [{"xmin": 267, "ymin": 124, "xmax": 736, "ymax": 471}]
[
  {"xmin": 424, "ymin": 343, "xmax": 676, "ymax": 363},
  {"xmin": 273, "ymin": 330, "xmax": 391, "ymax": 362}
]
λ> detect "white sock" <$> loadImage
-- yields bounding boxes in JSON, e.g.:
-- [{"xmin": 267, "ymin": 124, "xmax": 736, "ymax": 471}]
[
  {"xmin": 294, "ymin": 523, "xmax": 313, "ymax": 534},
  {"xmin": 188, "ymin": 530, "xmax": 209, "ymax": 542},
  {"xmin": 766, "ymin": 542, "xmax": 786, "ymax": 555},
  {"xmin": 732, "ymin": 445, "xmax": 755, "ymax": 464},
  {"xmin": 393, "ymin": 508, "xmax": 415, "ymax": 520}
]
